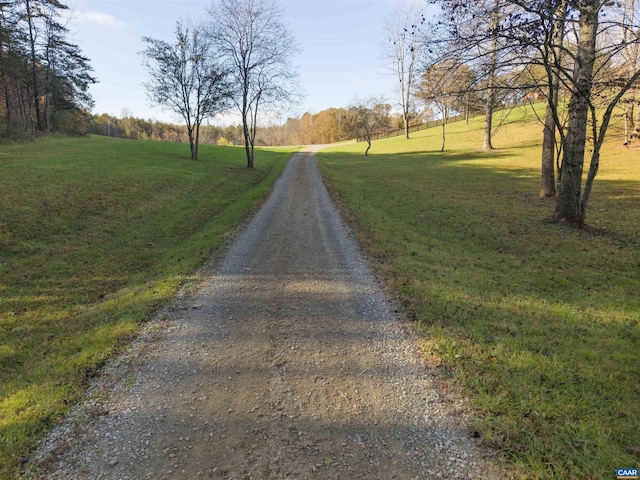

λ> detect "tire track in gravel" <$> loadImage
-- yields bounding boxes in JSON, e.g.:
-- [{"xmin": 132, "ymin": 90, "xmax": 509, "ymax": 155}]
[{"xmin": 27, "ymin": 150, "xmax": 507, "ymax": 479}]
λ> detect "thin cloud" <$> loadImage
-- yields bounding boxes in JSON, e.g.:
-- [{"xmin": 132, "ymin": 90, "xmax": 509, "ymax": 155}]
[{"xmin": 77, "ymin": 10, "xmax": 125, "ymax": 29}]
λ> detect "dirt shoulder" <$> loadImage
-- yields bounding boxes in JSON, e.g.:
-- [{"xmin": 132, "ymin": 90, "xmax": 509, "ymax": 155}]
[{"xmin": 26, "ymin": 151, "xmax": 506, "ymax": 479}]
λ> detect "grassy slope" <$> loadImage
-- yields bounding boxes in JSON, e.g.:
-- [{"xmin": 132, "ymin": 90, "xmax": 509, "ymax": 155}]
[
  {"xmin": 318, "ymin": 107, "xmax": 639, "ymax": 479},
  {"xmin": 0, "ymin": 136, "xmax": 296, "ymax": 478}
]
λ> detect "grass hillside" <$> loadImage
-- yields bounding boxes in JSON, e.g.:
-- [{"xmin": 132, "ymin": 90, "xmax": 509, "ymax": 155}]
[
  {"xmin": 318, "ymin": 106, "xmax": 640, "ymax": 479},
  {"xmin": 0, "ymin": 136, "xmax": 296, "ymax": 478}
]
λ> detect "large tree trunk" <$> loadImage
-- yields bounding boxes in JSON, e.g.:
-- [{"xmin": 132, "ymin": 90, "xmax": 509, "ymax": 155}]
[{"xmin": 553, "ymin": 1, "xmax": 598, "ymax": 225}]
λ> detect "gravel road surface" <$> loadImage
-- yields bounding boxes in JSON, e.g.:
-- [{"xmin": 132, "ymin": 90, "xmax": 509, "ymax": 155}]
[{"xmin": 26, "ymin": 151, "xmax": 506, "ymax": 479}]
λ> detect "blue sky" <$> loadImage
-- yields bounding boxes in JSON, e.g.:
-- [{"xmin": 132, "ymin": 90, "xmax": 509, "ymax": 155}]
[{"xmin": 69, "ymin": 0, "xmax": 429, "ymax": 124}]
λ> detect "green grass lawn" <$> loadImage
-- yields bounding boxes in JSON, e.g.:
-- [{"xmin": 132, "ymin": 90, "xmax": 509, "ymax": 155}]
[
  {"xmin": 0, "ymin": 135, "xmax": 296, "ymax": 478},
  {"xmin": 318, "ymin": 107, "xmax": 640, "ymax": 479}
]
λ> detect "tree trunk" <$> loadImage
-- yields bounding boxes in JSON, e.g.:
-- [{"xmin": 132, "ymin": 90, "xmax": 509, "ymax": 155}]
[
  {"xmin": 243, "ymin": 120, "xmax": 253, "ymax": 167},
  {"xmin": 0, "ymin": 37, "xmax": 11, "ymax": 130},
  {"xmin": 581, "ymin": 146, "xmax": 600, "ymax": 216},
  {"xmin": 483, "ymin": 98, "xmax": 494, "ymax": 151},
  {"xmin": 240, "ymin": 76, "xmax": 254, "ymax": 168},
  {"xmin": 194, "ymin": 122, "xmax": 200, "ymax": 161},
  {"xmin": 3, "ymin": 81, "xmax": 10, "ymax": 127},
  {"xmin": 624, "ymin": 108, "xmax": 630, "ymax": 145},
  {"xmin": 1, "ymin": 67, "xmax": 11, "ymax": 130},
  {"xmin": 540, "ymin": 0, "xmax": 566, "ymax": 197},
  {"xmin": 188, "ymin": 125, "xmax": 196, "ymax": 160},
  {"xmin": 553, "ymin": 1, "xmax": 598, "ymax": 225},
  {"xmin": 44, "ymin": 64, "xmax": 51, "ymax": 132},
  {"xmin": 403, "ymin": 110, "xmax": 409, "ymax": 139},
  {"xmin": 483, "ymin": 0, "xmax": 500, "ymax": 151},
  {"xmin": 440, "ymin": 106, "xmax": 447, "ymax": 152},
  {"xmin": 540, "ymin": 102, "xmax": 557, "ymax": 196},
  {"xmin": 248, "ymin": 101, "xmax": 259, "ymax": 168},
  {"xmin": 635, "ymin": 99, "xmax": 640, "ymax": 137},
  {"xmin": 18, "ymin": 77, "xmax": 30, "ymax": 130},
  {"xmin": 365, "ymin": 138, "xmax": 371, "ymax": 156},
  {"xmin": 241, "ymin": 107, "xmax": 253, "ymax": 168},
  {"xmin": 25, "ymin": 0, "xmax": 43, "ymax": 131}
]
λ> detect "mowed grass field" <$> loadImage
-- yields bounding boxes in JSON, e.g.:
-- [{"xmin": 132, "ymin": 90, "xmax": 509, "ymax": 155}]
[
  {"xmin": 318, "ymin": 108, "xmax": 639, "ymax": 479},
  {"xmin": 0, "ymin": 136, "xmax": 295, "ymax": 478}
]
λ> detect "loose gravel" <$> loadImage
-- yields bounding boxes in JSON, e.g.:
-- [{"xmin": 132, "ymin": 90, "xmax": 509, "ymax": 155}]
[{"xmin": 25, "ymin": 150, "xmax": 507, "ymax": 479}]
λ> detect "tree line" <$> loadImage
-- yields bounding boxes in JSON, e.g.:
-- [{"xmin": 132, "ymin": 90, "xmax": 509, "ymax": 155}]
[
  {"xmin": 87, "ymin": 108, "xmax": 366, "ymax": 148},
  {"xmin": 0, "ymin": 0, "xmax": 95, "ymax": 138},
  {"xmin": 383, "ymin": 0, "xmax": 640, "ymax": 226},
  {"xmin": 88, "ymin": 104, "xmax": 395, "ymax": 151},
  {"xmin": 89, "ymin": 112, "xmax": 245, "ymax": 146},
  {"xmin": 258, "ymin": 104, "xmax": 396, "ymax": 148}
]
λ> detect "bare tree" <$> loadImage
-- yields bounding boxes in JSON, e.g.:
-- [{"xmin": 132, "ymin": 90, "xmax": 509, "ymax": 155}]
[
  {"xmin": 617, "ymin": 0, "xmax": 640, "ymax": 144},
  {"xmin": 207, "ymin": 0, "xmax": 301, "ymax": 168},
  {"xmin": 450, "ymin": 64, "xmax": 481, "ymax": 123},
  {"xmin": 142, "ymin": 20, "xmax": 231, "ymax": 161},
  {"xmin": 538, "ymin": 0, "xmax": 568, "ymax": 198},
  {"xmin": 437, "ymin": 0, "xmax": 566, "ymax": 192},
  {"xmin": 482, "ymin": 0, "xmax": 501, "ymax": 151},
  {"xmin": 347, "ymin": 96, "xmax": 391, "ymax": 156},
  {"xmin": 434, "ymin": 0, "xmax": 640, "ymax": 224},
  {"xmin": 417, "ymin": 59, "xmax": 472, "ymax": 152},
  {"xmin": 383, "ymin": 0, "xmax": 424, "ymax": 139},
  {"xmin": 553, "ymin": 0, "xmax": 640, "ymax": 224},
  {"xmin": 513, "ymin": 0, "xmax": 640, "ymax": 224},
  {"xmin": 552, "ymin": 1, "xmax": 599, "ymax": 224},
  {"xmin": 513, "ymin": 0, "xmax": 569, "ymax": 197},
  {"xmin": 429, "ymin": 0, "xmax": 517, "ymax": 151}
]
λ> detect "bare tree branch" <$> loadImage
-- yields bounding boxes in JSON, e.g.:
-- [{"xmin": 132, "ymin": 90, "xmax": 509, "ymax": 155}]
[
  {"xmin": 142, "ymin": 19, "xmax": 232, "ymax": 160},
  {"xmin": 207, "ymin": 0, "xmax": 302, "ymax": 168}
]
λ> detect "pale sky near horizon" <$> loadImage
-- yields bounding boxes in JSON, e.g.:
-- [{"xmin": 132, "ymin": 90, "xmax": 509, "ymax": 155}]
[{"xmin": 67, "ymin": 0, "xmax": 435, "ymax": 125}]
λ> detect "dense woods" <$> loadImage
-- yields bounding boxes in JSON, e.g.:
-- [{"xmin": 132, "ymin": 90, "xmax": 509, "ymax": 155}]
[{"xmin": 0, "ymin": 0, "xmax": 95, "ymax": 138}]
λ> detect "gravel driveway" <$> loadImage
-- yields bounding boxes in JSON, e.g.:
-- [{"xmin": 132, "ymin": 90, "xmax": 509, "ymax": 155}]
[{"xmin": 26, "ymin": 151, "xmax": 506, "ymax": 479}]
